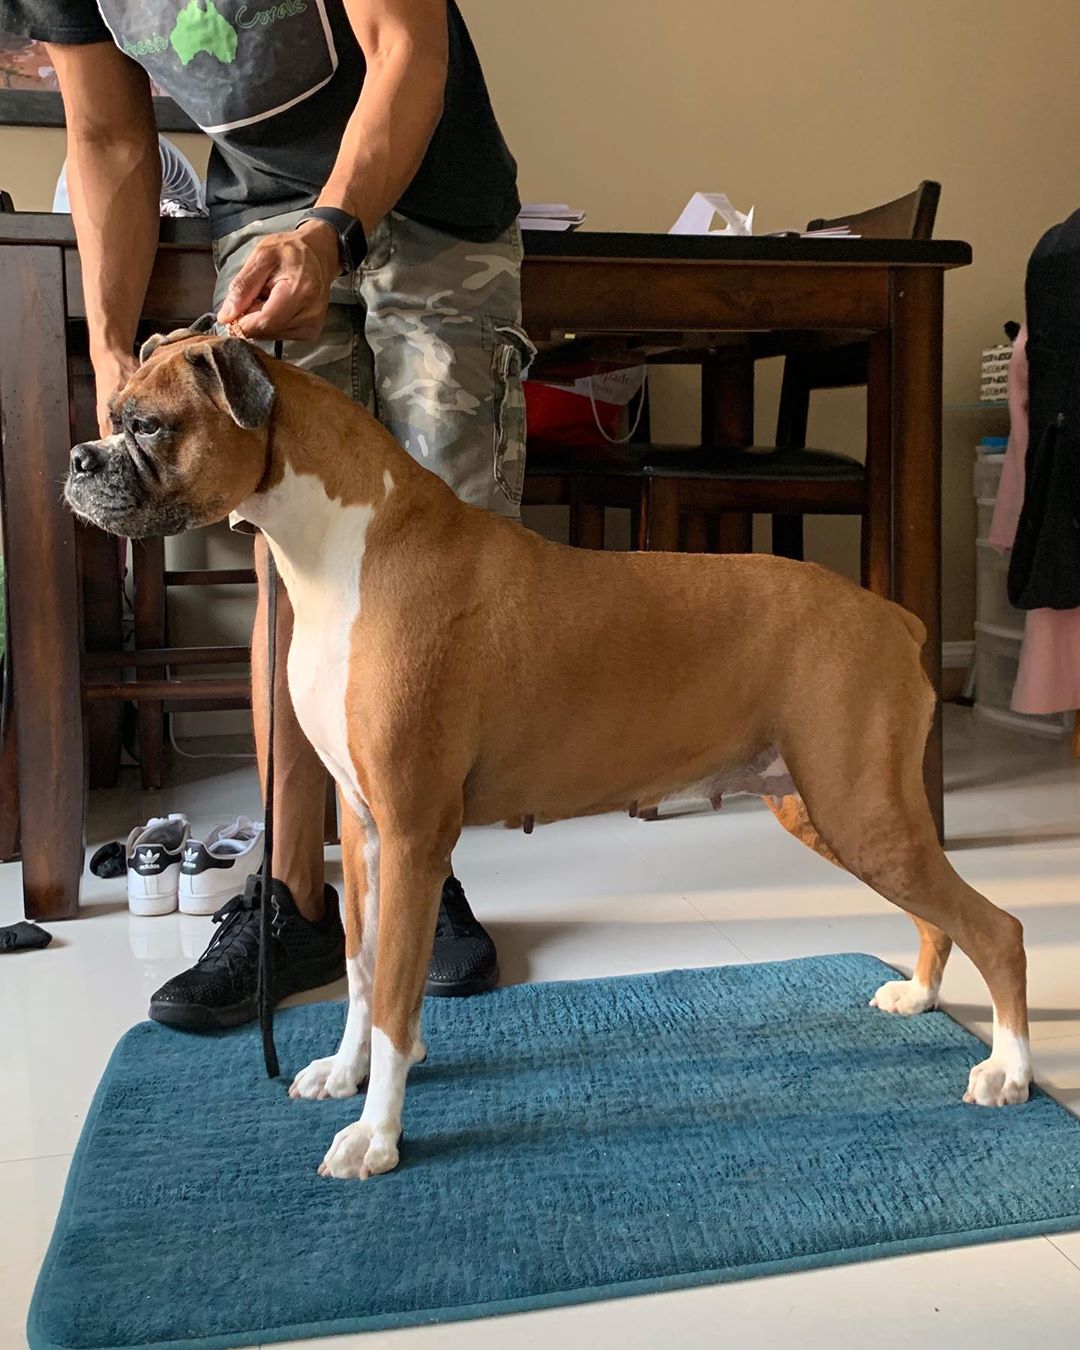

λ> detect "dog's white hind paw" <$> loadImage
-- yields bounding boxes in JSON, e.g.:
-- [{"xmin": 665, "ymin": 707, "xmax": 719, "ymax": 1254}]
[
  {"xmin": 964, "ymin": 1056, "xmax": 1030, "ymax": 1107},
  {"xmin": 869, "ymin": 978, "xmax": 937, "ymax": 1016},
  {"xmin": 317, "ymin": 1121, "xmax": 400, "ymax": 1179},
  {"xmin": 289, "ymin": 1053, "xmax": 368, "ymax": 1101}
]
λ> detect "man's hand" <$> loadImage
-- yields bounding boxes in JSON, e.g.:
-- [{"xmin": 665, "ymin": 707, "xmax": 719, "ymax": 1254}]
[
  {"xmin": 94, "ymin": 350, "xmax": 138, "ymax": 437},
  {"xmin": 216, "ymin": 221, "xmax": 341, "ymax": 342}
]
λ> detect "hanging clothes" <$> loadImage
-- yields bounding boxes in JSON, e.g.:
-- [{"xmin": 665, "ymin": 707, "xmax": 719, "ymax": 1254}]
[{"xmin": 989, "ymin": 322, "xmax": 1080, "ymax": 716}]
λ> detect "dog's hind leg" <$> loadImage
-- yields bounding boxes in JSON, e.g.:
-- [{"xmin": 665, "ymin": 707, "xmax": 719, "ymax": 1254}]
[
  {"xmin": 781, "ymin": 712, "xmax": 1030, "ymax": 1106},
  {"xmin": 290, "ymin": 798, "xmax": 377, "ymax": 1100},
  {"xmin": 319, "ymin": 795, "xmax": 460, "ymax": 1179},
  {"xmin": 765, "ymin": 794, "xmax": 951, "ymax": 1015}
]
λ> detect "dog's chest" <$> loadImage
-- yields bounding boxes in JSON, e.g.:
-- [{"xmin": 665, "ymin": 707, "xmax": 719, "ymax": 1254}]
[
  {"xmin": 268, "ymin": 496, "xmax": 375, "ymax": 815},
  {"xmin": 287, "ymin": 589, "xmax": 358, "ymax": 796}
]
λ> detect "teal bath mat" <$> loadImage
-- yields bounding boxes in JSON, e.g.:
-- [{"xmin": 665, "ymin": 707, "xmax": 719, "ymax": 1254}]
[{"xmin": 29, "ymin": 954, "xmax": 1080, "ymax": 1349}]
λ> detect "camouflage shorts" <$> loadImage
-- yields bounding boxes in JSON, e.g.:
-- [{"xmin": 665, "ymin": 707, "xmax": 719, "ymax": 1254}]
[{"xmin": 212, "ymin": 209, "xmax": 534, "ymax": 517}]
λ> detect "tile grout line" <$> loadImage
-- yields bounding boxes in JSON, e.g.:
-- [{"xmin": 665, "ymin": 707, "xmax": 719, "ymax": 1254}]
[
  {"xmin": 1046, "ymin": 1235, "xmax": 1080, "ymax": 1275},
  {"xmin": 607, "ymin": 815, "xmax": 758, "ymax": 961},
  {"xmin": 0, "ymin": 1151, "xmax": 73, "ymax": 1168}
]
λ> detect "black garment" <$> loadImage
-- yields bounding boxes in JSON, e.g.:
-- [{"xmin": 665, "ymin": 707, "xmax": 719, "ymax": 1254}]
[
  {"xmin": 0, "ymin": 920, "xmax": 52, "ymax": 952},
  {"xmin": 0, "ymin": 0, "xmax": 519, "ymax": 241},
  {"xmin": 1008, "ymin": 208, "xmax": 1080, "ymax": 611}
]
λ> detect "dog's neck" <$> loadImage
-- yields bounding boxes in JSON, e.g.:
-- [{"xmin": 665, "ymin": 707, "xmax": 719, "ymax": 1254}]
[{"xmin": 234, "ymin": 362, "xmax": 432, "ymax": 574}]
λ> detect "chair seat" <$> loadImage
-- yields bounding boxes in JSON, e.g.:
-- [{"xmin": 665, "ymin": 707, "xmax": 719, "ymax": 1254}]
[
  {"xmin": 524, "ymin": 442, "xmax": 648, "ymax": 477},
  {"xmin": 640, "ymin": 445, "xmax": 865, "ymax": 482},
  {"xmin": 526, "ymin": 442, "xmax": 865, "ymax": 484}
]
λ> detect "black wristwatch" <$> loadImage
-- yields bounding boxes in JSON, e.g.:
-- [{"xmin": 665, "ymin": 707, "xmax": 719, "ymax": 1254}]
[{"xmin": 295, "ymin": 207, "xmax": 368, "ymax": 275}]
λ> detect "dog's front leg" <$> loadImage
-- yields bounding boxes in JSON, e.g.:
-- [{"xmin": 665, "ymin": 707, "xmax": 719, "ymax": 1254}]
[
  {"xmin": 290, "ymin": 800, "xmax": 377, "ymax": 1100},
  {"xmin": 319, "ymin": 815, "xmax": 454, "ymax": 1179}
]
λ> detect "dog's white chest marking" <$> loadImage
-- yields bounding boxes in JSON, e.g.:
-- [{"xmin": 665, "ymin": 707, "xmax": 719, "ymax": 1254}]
[{"xmin": 240, "ymin": 465, "xmax": 374, "ymax": 813}]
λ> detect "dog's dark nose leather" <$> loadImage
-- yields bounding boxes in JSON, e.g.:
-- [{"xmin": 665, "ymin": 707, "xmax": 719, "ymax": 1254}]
[{"xmin": 70, "ymin": 443, "xmax": 103, "ymax": 475}]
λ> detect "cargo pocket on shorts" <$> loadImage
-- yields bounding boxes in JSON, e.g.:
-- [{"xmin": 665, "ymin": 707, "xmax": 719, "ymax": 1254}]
[{"xmin": 490, "ymin": 323, "xmax": 536, "ymax": 509}]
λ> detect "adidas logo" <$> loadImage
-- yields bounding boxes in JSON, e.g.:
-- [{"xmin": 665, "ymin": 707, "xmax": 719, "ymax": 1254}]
[
  {"xmin": 182, "ymin": 846, "xmax": 200, "ymax": 868},
  {"xmin": 136, "ymin": 848, "xmax": 162, "ymax": 872}
]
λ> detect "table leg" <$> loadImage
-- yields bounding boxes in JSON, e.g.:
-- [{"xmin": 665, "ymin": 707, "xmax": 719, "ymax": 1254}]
[
  {"xmin": 889, "ymin": 269, "xmax": 944, "ymax": 840},
  {"xmin": 701, "ymin": 349, "xmax": 754, "ymax": 549},
  {"xmin": 71, "ymin": 355, "xmax": 123, "ymax": 789},
  {"xmin": 862, "ymin": 330, "xmax": 892, "ymax": 597},
  {"xmin": 0, "ymin": 246, "xmax": 85, "ymax": 919}
]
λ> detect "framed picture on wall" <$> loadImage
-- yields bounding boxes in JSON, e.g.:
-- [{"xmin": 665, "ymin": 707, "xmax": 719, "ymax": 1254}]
[{"xmin": 0, "ymin": 33, "xmax": 196, "ymax": 132}]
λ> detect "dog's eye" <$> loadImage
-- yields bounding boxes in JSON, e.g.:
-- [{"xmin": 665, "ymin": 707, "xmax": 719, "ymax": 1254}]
[{"xmin": 132, "ymin": 417, "xmax": 163, "ymax": 438}]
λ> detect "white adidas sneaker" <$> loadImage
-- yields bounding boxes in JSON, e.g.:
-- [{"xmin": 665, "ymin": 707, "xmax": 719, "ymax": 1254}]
[
  {"xmin": 179, "ymin": 816, "xmax": 266, "ymax": 916},
  {"xmin": 125, "ymin": 814, "xmax": 190, "ymax": 916}
]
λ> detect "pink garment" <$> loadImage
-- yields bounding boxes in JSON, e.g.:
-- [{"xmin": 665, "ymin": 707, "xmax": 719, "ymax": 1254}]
[{"xmin": 987, "ymin": 325, "xmax": 1080, "ymax": 714}]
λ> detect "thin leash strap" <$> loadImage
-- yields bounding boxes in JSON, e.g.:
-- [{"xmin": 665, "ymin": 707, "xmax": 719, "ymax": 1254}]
[{"xmin": 257, "ymin": 336, "xmax": 286, "ymax": 1078}]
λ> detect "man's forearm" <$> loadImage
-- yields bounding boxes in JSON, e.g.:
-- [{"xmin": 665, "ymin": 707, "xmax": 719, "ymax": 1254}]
[
  {"xmin": 67, "ymin": 131, "xmax": 161, "ymax": 365},
  {"xmin": 315, "ymin": 43, "xmax": 446, "ymax": 234}
]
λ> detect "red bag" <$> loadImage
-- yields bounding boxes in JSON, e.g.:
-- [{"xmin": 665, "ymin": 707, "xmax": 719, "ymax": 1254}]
[{"xmin": 524, "ymin": 363, "xmax": 647, "ymax": 446}]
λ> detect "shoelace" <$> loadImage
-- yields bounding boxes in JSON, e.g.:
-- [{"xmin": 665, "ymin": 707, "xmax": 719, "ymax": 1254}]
[
  {"xmin": 199, "ymin": 882, "xmax": 280, "ymax": 972},
  {"xmin": 434, "ymin": 878, "xmax": 473, "ymax": 940}
]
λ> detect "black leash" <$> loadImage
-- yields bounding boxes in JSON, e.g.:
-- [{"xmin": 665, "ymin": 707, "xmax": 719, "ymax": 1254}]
[{"xmin": 256, "ymin": 337, "xmax": 286, "ymax": 1079}]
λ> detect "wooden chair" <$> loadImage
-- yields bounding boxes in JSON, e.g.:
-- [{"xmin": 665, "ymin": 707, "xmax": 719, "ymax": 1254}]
[
  {"xmin": 764, "ymin": 181, "xmax": 941, "ymax": 559},
  {"xmin": 523, "ymin": 183, "xmax": 941, "ymax": 566}
]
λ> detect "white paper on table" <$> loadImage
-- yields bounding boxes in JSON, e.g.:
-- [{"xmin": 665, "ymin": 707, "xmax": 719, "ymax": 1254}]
[
  {"xmin": 519, "ymin": 217, "xmax": 578, "ymax": 231},
  {"xmin": 669, "ymin": 192, "xmax": 755, "ymax": 237},
  {"xmin": 519, "ymin": 203, "xmax": 584, "ymax": 218}
]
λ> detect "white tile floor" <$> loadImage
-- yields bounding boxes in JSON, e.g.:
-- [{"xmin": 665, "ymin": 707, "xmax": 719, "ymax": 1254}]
[{"xmin": 4, "ymin": 705, "xmax": 1080, "ymax": 1348}]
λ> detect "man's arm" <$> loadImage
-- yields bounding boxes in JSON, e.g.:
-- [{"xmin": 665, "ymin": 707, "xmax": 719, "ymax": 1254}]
[
  {"xmin": 47, "ymin": 42, "xmax": 161, "ymax": 433},
  {"xmin": 218, "ymin": 0, "xmax": 448, "ymax": 340}
]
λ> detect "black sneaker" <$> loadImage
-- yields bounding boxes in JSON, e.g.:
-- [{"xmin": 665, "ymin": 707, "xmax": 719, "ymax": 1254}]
[
  {"xmin": 148, "ymin": 880, "xmax": 345, "ymax": 1031},
  {"xmin": 425, "ymin": 876, "xmax": 498, "ymax": 998}
]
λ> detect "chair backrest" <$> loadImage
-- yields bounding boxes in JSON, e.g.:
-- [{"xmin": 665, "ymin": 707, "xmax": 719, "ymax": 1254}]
[
  {"xmin": 774, "ymin": 182, "xmax": 943, "ymax": 440},
  {"xmin": 805, "ymin": 180, "xmax": 940, "ymax": 241}
]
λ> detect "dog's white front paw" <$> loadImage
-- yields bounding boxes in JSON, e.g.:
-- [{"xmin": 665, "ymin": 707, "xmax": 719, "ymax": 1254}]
[
  {"xmin": 964, "ymin": 1056, "xmax": 1031, "ymax": 1107},
  {"xmin": 869, "ymin": 978, "xmax": 937, "ymax": 1016},
  {"xmin": 317, "ymin": 1121, "xmax": 400, "ymax": 1179},
  {"xmin": 289, "ymin": 1052, "xmax": 368, "ymax": 1101}
]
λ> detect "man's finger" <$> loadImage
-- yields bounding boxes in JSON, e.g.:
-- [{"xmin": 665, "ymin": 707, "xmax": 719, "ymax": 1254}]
[
  {"xmin": 236, "ymin": 278, "xmax": 307, "ymax": 339},
  {"xmin": 218, "ymin": 248, "xmax": 278, "ymax": 323}
]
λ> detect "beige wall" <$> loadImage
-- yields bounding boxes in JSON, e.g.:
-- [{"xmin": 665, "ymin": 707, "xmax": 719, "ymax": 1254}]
[{"xmin": 3, "ymin": 0, "xmax": 1079, "ymax": 647}]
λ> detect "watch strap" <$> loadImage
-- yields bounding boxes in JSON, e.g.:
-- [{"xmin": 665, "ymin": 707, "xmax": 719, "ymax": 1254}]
[{"xmin": 296, "ymin": 207, "xmax": 368, "ymax": 275}]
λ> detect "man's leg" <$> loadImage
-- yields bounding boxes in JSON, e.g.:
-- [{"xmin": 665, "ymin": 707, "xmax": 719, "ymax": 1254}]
[
  {"xmin": 251, "ymin": 532, "xmax": 326, "ymax": 922},
  {"xmin": 361, "ymin": 213, "xmax": 534, "ymax": 996},
  {"xmin": 362, "ymin": 213, "xmax": 533, "ymax": 520},
  {"xmin": 147, "ymin": 214, "xmax": 371, "ymax": 1030}
]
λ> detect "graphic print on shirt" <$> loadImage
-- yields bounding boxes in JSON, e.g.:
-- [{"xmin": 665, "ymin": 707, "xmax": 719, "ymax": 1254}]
[{"xmin": 94, "ymin": 0, "xmax": 339, "ymax": 133}]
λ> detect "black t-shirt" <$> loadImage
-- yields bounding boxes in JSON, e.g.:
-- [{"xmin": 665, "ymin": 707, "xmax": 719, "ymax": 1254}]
[{"xmin": 0, "ymin": 0, "xmax": 519, "ymax": 241}]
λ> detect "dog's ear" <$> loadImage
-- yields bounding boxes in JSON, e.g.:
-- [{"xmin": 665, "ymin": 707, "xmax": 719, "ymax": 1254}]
[
  {"xmin": 139, "ymin": 314, "xmax": 218, "ymax": 365},
  {"xmin": 185, "ymin": 338, "xmax": 276, "ymax": 430}
]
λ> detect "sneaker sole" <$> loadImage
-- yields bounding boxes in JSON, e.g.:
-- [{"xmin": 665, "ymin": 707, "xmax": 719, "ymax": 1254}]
[
  {"xmin": 424, "ymin": 963, "xmax": 499, "ymax": 999},
  {"xmin": 178, "ymin": 892, "xmax": 240, "ymax": 917},
  {"xmin": 129, "ymin": 895, "xmax": 178, "ymax": 917},
  {"xmin": 147, "ymin": 950, "xmax": 346, "ymax": 1032}
]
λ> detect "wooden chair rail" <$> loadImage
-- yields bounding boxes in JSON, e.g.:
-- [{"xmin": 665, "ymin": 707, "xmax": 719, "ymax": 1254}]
[
  {"xmin": 83, "ymin": 646, "xmax": 250, "ymax": 670},
  {"xmin": 83, "ymin": 677, "xmax": 251, "ymax": 704}
]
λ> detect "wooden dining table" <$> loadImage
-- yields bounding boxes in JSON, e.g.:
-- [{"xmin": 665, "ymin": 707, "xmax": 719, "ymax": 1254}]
[{"xmin": 0, "ymin": 215, "xmax": 970, "ymax": 920}]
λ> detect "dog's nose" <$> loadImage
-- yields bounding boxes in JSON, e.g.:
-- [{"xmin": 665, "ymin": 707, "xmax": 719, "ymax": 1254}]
[{"xmin": 70, "ymin": 443, "xmax": 104, "ymax": 476}]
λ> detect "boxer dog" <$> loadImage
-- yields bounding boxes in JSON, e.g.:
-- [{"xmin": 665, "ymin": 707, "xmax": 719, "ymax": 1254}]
[{"xmin": 65, "ymin": 330, "xmax": 1031, "ymax": 1180}]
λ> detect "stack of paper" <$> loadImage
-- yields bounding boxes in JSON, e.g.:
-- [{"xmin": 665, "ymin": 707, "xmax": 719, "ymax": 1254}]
[
  {"xmin": 669, "ymin": 194, "xmax": 860, "ymax": 239},
  {"xmin": 518, "ymin": 203, "xmax": 586, "ymax": 232},
  {"xmin": 800, "ymin": 225, "xmax": 857, "ymax": 239}
]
